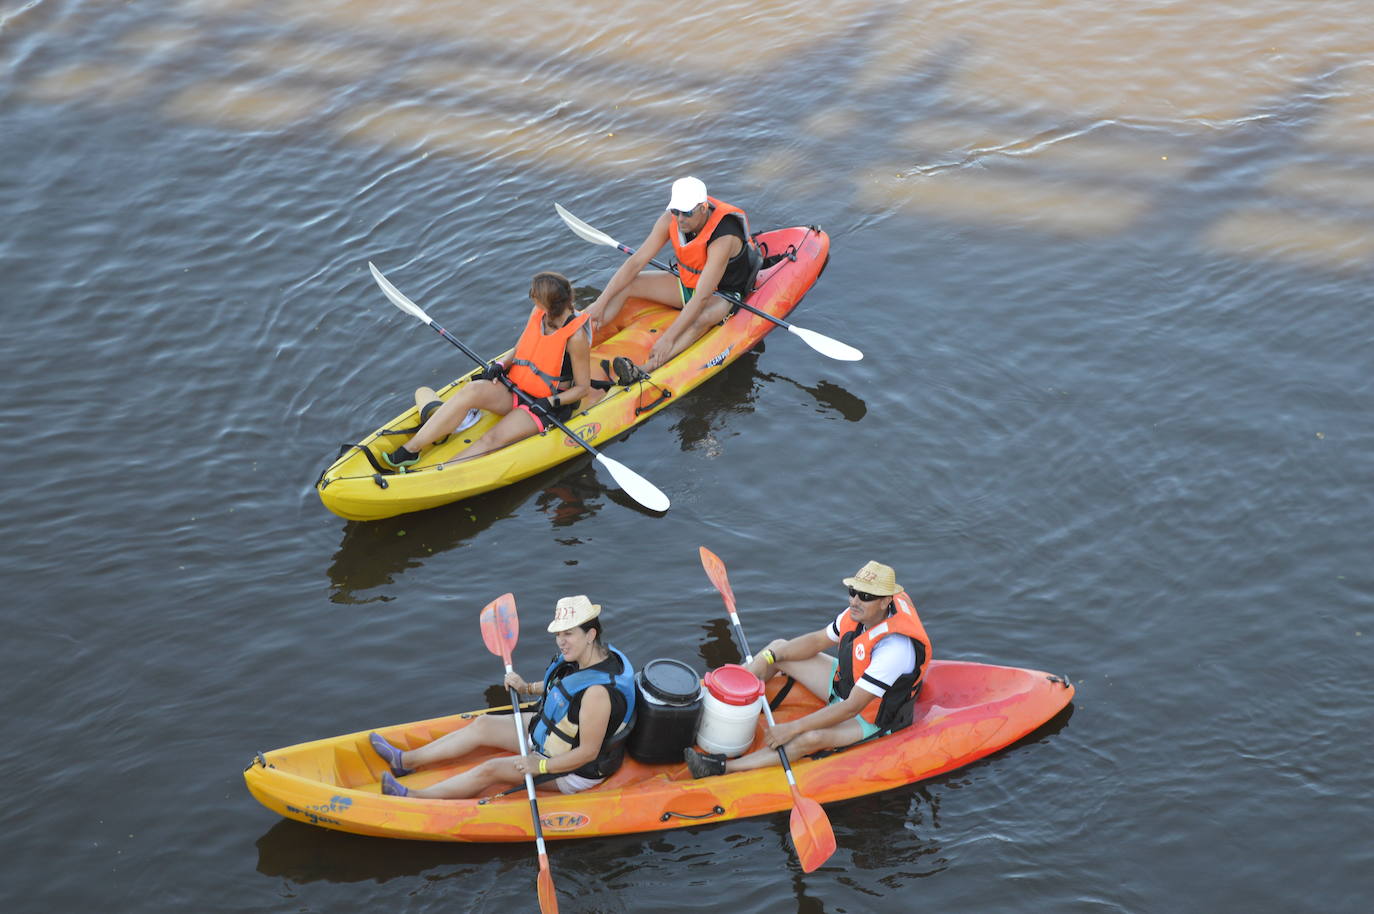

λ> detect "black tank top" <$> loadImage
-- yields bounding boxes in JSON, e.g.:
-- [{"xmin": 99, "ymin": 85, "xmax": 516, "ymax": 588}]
[{"xmin": 684, "ymin": 212, "xmax": 752, "ymax": 295}]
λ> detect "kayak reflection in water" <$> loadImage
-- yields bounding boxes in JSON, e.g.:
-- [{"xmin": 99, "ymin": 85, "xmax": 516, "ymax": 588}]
[
  {"xmin": 685, "ymin": 561, "xmax": 932, "ymax": 778},
  {"xmin": 378, "ymin": 271, "xmax": 594, "ymax": 472},
  {"xmin": 370, "ymin": 595, "xmax": 637, "ymax": 798},
  {"xmin": 584, "ymin": 176, "xmax": 761, "ymax": 371}
]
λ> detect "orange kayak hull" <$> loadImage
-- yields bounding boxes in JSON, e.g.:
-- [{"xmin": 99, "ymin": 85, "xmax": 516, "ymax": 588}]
[{"xmin": 244, "ymin": 659, "xmax": 1074, "ymax": 842}]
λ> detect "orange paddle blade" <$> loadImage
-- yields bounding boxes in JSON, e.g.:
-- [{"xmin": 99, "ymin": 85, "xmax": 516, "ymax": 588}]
[
  {"xmin": 479, "ymin": 593, "xmax": 519, "ymax": 662},
  {"xmin": 698, "ymin": 546, "xmax": 737, "ymax": 613},
  {"xmin": 537, "ymin": 858, "xmax": 558, "ymax": 913},
  {"xmin": 790, "ymin": 792, "xmax": 837, "ymax": 872}
]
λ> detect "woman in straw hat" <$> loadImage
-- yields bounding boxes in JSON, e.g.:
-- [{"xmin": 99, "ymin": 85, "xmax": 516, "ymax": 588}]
[
  {"xmin": 685, "ymin": 561, "xmax": 931, "ymax": 778},
  {"xmin": 370, "ymin": 595, "xmax": 637, "ymax": 798}
]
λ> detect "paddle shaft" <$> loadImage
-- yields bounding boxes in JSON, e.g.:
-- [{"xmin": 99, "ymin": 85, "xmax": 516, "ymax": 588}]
[
  {"xmin": 476, "ymin": 594, "xmax": 558, "ymax": 912},
  {"xmin": 502, "ymin": 668, "xmax": 551, "ymax": 846},
  {"xmin": 697, "ymin": 546, "xmax": 837, "ymax": 872},
  {"xmin": 722, "ymin": 610, "xmax": 811, "ymax": 785},
  {"xmin": 495, "ymin": 655, "xmax": 558, "ymax": 911}
]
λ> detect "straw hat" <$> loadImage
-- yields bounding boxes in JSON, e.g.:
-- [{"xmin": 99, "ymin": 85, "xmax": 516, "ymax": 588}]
[
  {"xmin": 547, "ymin": 595, "xmax": 602, "ymax": 632},
  {"xmin": 842, "ymin": 561, "xmax": 902, "ymax": 596}
]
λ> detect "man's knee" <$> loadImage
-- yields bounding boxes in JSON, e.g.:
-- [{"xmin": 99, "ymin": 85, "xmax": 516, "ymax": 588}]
[{"xmin": 788, "ymin": 729, "xmax": 830, "ymax": 754}]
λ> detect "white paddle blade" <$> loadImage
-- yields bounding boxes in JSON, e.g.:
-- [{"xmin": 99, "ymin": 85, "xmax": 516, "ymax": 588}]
[
  {"xmin": 787, "ymin": 324, "xmax": 863, "ymax": 361},
  {"xmin": 594, "ymin": 453, "xmax": 670, "ymax": 512},
  {"xmin": 369, "ymin": 262, "xmax": 433, "ymax": 325},
  {"xmin": 554, "ymin": 203, "xmax": 621, "ymax": 249}
]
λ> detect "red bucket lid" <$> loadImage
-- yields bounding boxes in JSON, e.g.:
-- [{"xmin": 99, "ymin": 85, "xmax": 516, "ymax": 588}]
[{"xmin": 703, "ymin": 664, "xmax": 765, "ymax": 706}]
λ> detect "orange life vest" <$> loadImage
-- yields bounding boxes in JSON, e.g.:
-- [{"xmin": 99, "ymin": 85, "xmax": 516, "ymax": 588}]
[
  {"xmin": 669, "ymin": 196, "xmax": 752, "ymax": 289},
  {"xmin": 505, "ymin": 306, "xmax": 590, "ymax": 399},
  {"xmin": 832, "ymin": 590, "xmax": 932, "ymax": 731}
]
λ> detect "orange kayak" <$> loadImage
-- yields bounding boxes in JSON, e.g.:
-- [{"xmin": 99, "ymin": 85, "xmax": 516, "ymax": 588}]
[{"xmin": 243, "ymin": 659, "xmax": 1074, "ymax": 842}]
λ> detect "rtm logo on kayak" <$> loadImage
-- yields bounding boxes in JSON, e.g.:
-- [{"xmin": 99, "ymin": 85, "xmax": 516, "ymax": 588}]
[
  {"xmin": 703, "ymin": 346, "xmax": 732, "ymax": 369},
  {"xmin": 540, "ymin": 812, "xmax": 590, "ymax": 831},
  {"xmin": 562, "ymin": 423, "xmax": 601, "ymax": 447}
]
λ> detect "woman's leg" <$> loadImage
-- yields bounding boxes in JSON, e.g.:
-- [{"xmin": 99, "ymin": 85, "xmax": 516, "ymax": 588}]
[
  {"xmin": 408, "ymin": 755, "xmax": 528, "ymax": 799},
  {"xmin": 402, "ymin": 712, "xmax": 524, "ymax": 769},
  {"xmin": 442, "ymin": 400, "xmax": 541, "ymax": 464},
  {"xmin": 400, "ymin": 710, "xmax": 534, "ymax": 799},
  {"xmin": 402, "ymin": 379, "xmax": 511, "ymax": 452}
]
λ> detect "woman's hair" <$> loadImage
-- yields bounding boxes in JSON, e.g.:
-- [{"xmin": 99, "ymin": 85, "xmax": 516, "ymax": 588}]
[
  {"xmin": 530, "ymin": 271, "xmax": 574, "ymax": 317},
  {"xmin": 577, "ymin": 615, "xmax": 604, "ymax": 648}
]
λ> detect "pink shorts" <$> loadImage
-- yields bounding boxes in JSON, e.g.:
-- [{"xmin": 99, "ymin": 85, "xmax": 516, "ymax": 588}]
[
  {"xmin": 511, "ymin": 392, "xmax": 575, "ymax": 432},
  {"xmin": 512, "ymin": 392, "xmax": 548, "ymax": 432}
]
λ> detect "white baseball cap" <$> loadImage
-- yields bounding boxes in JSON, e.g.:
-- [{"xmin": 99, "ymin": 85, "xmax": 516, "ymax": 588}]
[{"xmin": 667, "ymin": 176, "xmax": 708, "ymax": 212}]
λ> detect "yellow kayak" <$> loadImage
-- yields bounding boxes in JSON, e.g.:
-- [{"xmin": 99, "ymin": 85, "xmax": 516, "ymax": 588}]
[{"xmin": 316, "ymin": 226, "xmax": 830, "ymax": 520}]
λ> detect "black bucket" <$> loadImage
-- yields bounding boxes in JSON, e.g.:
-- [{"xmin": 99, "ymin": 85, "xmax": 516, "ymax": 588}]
[{"xmin": 627, "ymin": 658, "xmax": 703, "ymax": 764}]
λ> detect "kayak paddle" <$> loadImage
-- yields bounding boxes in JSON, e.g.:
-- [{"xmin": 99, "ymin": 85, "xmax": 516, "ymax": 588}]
[
  {"xmin": 697, "ymin": 546, "xmax": 838, "ymax": 873},
  {"xmin": 554, "ymin": 203, "xmax": 862, "ymax": 362},
  {"xmin": 479, "ymin": 593, "xmax": 559, "ymax": 914},
  {"xmin": 368, "ymin": 262, "xmax": 670, "ymax": 513}
]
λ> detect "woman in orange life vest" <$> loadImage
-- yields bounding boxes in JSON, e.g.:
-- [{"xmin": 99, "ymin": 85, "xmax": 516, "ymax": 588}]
[
  {"xmin": 380, "ymin": 271, "xmax": 593, "ymax": 472},
  {"xmin": 584, "ymin": 176, "xmax": 760, "ymax": 372},
  {"xmin": 684, "ymin": 561, "xmax": 932, "ymax": 778}
]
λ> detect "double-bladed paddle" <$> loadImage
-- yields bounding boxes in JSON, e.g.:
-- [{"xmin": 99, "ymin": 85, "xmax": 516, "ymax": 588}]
[
  {"xmin": 697, "ymin": 546, "xmax": 838, "ymax": 872},
  {"xmin": 368, "ymin": 262, "xmax": 670, "ymax": 513},
  {"xmin": 554, "ymin": 203, "xmax": 862, "ymax": 362},
  {"xmin": 479, "ymin": 593, "xmax": 559, "ymax": 914}
]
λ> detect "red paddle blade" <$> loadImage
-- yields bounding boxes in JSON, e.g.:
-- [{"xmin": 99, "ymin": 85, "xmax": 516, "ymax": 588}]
[
  {"xmin": 479, "ymin": 593, "xmax": 520, "ymax": 662},
  {"xmin": 698, "ymin": 546, "xmax": 737, "ymax": 613},
  {"xmin": 790, "ymin": 793, "xmax": 837, "ymax": 872},
  {"xmin": 537, "ymin": 858, "xmax": 559, "ymax": 914}
]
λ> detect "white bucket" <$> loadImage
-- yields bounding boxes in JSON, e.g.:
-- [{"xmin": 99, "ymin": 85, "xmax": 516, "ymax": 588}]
[{"xmin": 694, "ymin": 664, "xmax": 764, "ymax": 758}]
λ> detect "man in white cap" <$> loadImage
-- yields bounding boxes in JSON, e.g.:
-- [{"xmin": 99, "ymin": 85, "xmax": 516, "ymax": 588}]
[
  {"xmin": 369, "ymin": 595, "xmax": 638, "ymax": 797},
  {"xmin": 685, "ymin": 561, "xmax": 932, "ymax": 778},
  {"xmin": 586, "ymin": 176, "xmax": 761, "ymax": 371}
]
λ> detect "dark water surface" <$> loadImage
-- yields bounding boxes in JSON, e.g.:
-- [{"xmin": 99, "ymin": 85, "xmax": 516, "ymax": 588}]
[{"xmin": 3, "ymin": 1, "xmax": 1371, "ymax": 911}]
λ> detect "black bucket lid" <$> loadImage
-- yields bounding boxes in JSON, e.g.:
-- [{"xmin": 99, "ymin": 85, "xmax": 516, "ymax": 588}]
[{"xmin": 639, "ymin": 658, "xmax": 701, "ymax": 704}]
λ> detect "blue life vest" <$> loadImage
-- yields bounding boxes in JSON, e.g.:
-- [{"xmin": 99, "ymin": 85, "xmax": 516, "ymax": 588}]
[{"xmin": 528, "ymin": 645, "xmax": 637, "ymax": 779}]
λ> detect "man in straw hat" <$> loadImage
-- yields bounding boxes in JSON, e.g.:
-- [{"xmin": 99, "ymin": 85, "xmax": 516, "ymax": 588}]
[
  {"xmin": 369, "ymin": 595, "xmax": 638, "ymax": 797},
  {"xmin": 686, "ymin": 561, "xmax": 931, "ymax": 778},
  {"xmin": 584, "ymin": 175, "xmax": 761, "ymax": 373}
]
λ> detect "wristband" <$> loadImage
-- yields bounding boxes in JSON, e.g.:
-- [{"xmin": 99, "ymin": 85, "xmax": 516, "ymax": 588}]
[
  {"xmin": 538, "ymin": 758, "xmax": 548, "ymax": 775},
  {"xmin": 550, "ymin": 394, "xmax": 561, "ymax": 409},
  {"xmin": 762, "ymin": 649, "xmax": 776, "ymax": 665}
]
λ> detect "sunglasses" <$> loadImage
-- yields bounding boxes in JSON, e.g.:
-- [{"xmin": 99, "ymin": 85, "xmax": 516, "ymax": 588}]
[
  {"xmin": 847, "ymin": 586, "xmax": 881, "ymax": 602},
  {"xmin": 670, "ymin": 204, "xmax": 700, "ymax": 217}
]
